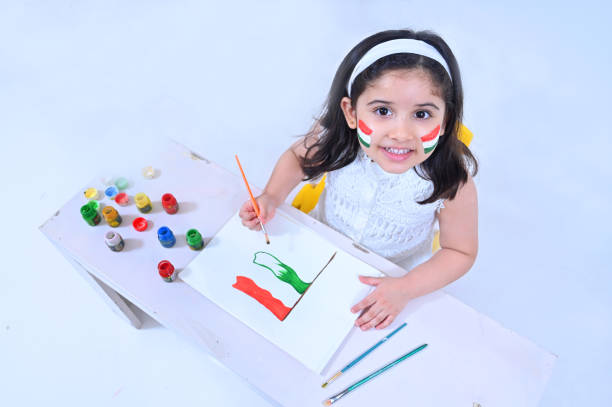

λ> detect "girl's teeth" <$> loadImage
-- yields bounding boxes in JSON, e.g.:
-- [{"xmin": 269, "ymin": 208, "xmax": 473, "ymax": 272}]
[{"xmin": 384, "ymin": 147, "xmax": 410, "ymax": 154}]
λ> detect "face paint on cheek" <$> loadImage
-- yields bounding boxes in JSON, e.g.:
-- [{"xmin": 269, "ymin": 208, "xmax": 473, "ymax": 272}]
[
  {"xmin": 421, "ymin": 125, "xmax": 441, "ymax": 154},
  {"xmin": 357, "ymin": 120, "xmax": 372, "ymax": 148}
]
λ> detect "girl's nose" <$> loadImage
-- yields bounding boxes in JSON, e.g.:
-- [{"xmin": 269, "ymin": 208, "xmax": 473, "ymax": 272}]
[{"xmin": 388, "ymin": 122, "xmax": 417, "ymax": 142}]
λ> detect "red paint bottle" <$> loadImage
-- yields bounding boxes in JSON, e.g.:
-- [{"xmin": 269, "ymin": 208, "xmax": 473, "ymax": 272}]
[
  {"xmin": 161, "ymin": 193, "xmax": 179, "ymax": 214},
  {"xmin": 158, "ymin": 260, "xmax": 176, "ymax": 282}
]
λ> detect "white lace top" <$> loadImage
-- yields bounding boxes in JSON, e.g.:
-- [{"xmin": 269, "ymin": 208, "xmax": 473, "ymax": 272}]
[{"xmin": 309, "ymin": 150, "xmax": 444, "ymax": 272}]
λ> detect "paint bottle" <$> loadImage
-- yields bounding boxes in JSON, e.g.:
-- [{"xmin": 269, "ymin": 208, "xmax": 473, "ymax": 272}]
[
  {"xmin": 132, "ymin": 217, "xmax": 148, "ymax": 232},
  {"xmin": 105, "ymin": 185, "xmax": 119, "ymax": 200},
  {"xmin": 186, "ymin": 228, "xmax": 203, "ymax": 250},
  {"xmin": 80, "ymin": 203, "xmax": 101, "ymax": 226},
  {"xmin": 115, "ymin": 192, "xmax": 129, "ymax": 206},
  {"xmin": 84, "ymin": 187, "xmax": 99, "ymax": 200},
  {"xmin": 87, "ymin": 200, "xmax": 100, "ymax": 211},
  {"xmin": 142, "ymin": 166, "xmax": 155, "ymax": 179},
  {"xmin": 115, "ymin": 177, "xmax": 129, "ymax": 190},
  {"xmin": 104, "ymin": 231, "xmax": 125, "ymax": 252},
  {"xmin": 161, "ymin": 193, "xmax": 179, "ymax": 214},
  {"xmin": 102, "ymin": 205, "xmax": 122, "ymax": 227},
  {"xmin": 134, "ymin": 192, "xmax": 152, "ymax": 213},
  {"xmin": 157, "ymin": 226, "xmax": 176, "ymax": 248},
  {"xmin": 158, "ymin": 260, "xmax": 176, "ymax": 282}
]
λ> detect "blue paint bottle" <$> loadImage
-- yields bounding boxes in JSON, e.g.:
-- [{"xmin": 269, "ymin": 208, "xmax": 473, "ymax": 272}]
[
  {"xmin": 157, "ymin": 226, "xmax": 176, "ymax": 248},
  {"xmin": 105, "ymin": 185, "xmax": 119, "ymax": 200}
]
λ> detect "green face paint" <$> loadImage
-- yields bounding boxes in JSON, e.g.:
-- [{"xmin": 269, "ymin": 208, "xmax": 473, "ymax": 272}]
[
  {"xmin": 421, "ymin": 125, "xmax": 441, "ymax": 154},
  {"xmin": 357, "ymin": 120, "xmax": 372, "ymax": 147},
  {"xmin": 252, "ymin": 251, "xmax": 310, "ymax": 294}
]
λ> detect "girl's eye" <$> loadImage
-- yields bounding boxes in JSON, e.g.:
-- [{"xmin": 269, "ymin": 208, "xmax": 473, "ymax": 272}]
[
  {"xmin": 375, "ymin": 106, "xmax": 391, "ymax": 116},
  {"xmin": 415, "ymin": 110, "xmax": 431, "ymax": 119}
]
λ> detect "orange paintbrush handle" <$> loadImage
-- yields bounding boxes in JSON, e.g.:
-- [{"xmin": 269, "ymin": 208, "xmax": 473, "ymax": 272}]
[{"xmin": 235, "ymin": 155, "xmax": 262, "ymax": 218}]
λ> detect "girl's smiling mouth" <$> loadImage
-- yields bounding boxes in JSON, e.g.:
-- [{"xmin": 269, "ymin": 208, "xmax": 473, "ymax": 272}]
[{"xmin": 381, "ymin": 146, "xmax": 414, "ymax": 161}]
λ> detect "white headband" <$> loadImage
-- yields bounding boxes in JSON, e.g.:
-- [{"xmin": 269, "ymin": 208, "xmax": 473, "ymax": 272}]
[{"xmin": 347, "ymin": 38, "xmax": 452, "ymax": 95}]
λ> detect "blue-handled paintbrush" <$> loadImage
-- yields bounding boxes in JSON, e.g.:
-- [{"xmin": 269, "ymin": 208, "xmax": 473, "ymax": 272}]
[
  {"xmin": 322, "ymin": 343, "xmax": 427, "ymax": 406},
  {"xmin": 321, "ymin": 322, "xmax": 407, "ymax": 388}
]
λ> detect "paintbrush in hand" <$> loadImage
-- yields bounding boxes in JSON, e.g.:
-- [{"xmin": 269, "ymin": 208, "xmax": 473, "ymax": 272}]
[{"xmin": 235, "ymin": 154, "xmax": 270, "ymax": 244}]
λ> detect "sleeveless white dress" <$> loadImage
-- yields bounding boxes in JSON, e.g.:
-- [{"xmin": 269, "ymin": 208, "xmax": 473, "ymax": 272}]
[{"xmin": 309, "ymin": 150, "xmax": 444, "ymax": 273}]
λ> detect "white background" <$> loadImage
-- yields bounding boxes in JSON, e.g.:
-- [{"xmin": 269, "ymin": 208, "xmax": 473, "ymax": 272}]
[{"xmin": 1, "ymin": 1, "xmax": 610, "ymax": 405}]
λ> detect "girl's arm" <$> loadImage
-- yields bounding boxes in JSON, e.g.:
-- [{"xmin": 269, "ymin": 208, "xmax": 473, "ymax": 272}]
[
  {"xmin": 239, "ymin": 131, "xmax": 320, "ymax": 229},
  {"xmin": 351, "ymin": 176, "xmax": 479, "ymax": 330}
]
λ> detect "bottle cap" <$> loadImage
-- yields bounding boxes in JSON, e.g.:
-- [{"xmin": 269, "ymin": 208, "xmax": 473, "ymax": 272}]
[
  {"xmin": 115, "ymin": 177, "xmax": 129, "ymax": 190},
  {"xmin": 84, "ymin": 188, "xmax": 98, "ymax": 200},
  {"xmin": 162, "ymin": 193, "xmax": 177, "ymax": 207},
  {"xmin": 134, "ymin": 192, "xmax": 151, "ymax": 208},
  {"xmin": 80, "ymin": 204, "xmax": 97, "ymax": 221},
  {"xmin": 187, "ymin": 228, "xmax": 202, "ymax": 247},
  {"xmin": 105, "ymin": 231, "xmax": 122, "ymax": 246},
  {"xmin": 157, "ymin": 226, "xmax": 174, "ymax": 240},
  {"xmin": 102, "ymin": 206, "xmax": 118, "ymax": 220},
  {"xmin": 105, "ymin": 185, "xmax": 119, "ymax": 199},
  {"xmin": 115, "ymin": 192, "xmax": 129, "ymax": 206},
  {"xmin": 133, "ymin": 217, "xmax": 148, "ymax": 231},
  {"xmin": 158, "ymin": 260, "xmax": 175, "ymax": 278},
  {"xmin": 142, "ymin": 166, "xmax": 155, "ymax": 179}
]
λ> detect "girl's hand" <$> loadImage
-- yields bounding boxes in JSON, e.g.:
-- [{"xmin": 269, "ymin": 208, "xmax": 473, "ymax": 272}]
[
  {"xmin": 351, "ymin": 275, "xmax": 410, "ymax": 330},
  {"xmin": 238, "ymin": 192, "xmax": 281, "ymax": 230}
]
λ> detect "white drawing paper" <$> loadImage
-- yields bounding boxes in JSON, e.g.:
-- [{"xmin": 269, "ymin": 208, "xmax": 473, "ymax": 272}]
[{"xmin": 181, "ymin": 211, "xmax": 382, "ymax": 373}]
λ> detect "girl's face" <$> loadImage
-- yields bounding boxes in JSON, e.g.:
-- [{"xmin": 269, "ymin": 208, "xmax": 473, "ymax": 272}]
[{"xmin": 341, "ymin": 69, "xmax": 447, "ymax": 174}]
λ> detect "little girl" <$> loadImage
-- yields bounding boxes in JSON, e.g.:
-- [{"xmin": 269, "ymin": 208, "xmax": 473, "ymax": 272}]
[{"xmin": 239, "ymin": 29, "xmax": 478, "ymax": 331}]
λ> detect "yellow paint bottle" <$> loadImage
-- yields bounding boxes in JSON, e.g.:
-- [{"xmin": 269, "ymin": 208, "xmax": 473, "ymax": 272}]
[{"xmin": 134, "ymin": 192, "xmax": 152, "ymax": 213}]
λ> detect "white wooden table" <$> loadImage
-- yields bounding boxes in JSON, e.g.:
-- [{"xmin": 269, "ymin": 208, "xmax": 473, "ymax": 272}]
[{"xmin": 39, "ymin": 141, "xmax": 556, "ymax": 407}]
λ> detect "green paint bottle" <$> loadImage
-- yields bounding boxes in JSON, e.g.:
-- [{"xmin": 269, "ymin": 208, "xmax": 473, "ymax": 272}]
[
  {"xmin": 186, "ymin": 228, "xmax": 203, "ymax": 250},
  {"xmin": 80, "ymin": 203, "xmax": 101, "ymax": 226}
]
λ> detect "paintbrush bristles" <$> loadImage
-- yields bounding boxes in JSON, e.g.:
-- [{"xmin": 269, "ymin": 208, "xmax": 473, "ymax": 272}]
[
  {"xmin": 260, "ymin": 220, "xmax": 271, "ymax": 245},
  {"xmin": 322, "ymin": 400, "xmax": 332, "ymax": 406},
  {"xmin": 322, "ymin": 371, "xmax": 342, "ymax": 388}
]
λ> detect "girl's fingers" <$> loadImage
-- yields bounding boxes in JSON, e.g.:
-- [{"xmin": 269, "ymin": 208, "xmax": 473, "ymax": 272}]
[
  {"xmin": 239, "ymin": 200, "xmax": 263, "ymax": 230},
  {"xmin": 239, "ymin": 208, "xmax": 261, "ymax": 231},
  {"xmin": 242, "ymin": 217, "xmax": 261, "ymax": 230},
  {"xmin": 258, "ymin": 200, "xmax": 276, "ymax": 224},
  {"xmin": 358, "ymin": 275, "xmax": 381, "ymax": 286},
  {"xmin": 364, "ymin": 313, "xmax": 389, "ymax": 330},
  {"xmin": 356, "ymin": 306, "xmax": 384, "ymax": 329},
  {"xmin": 239, "ymin": 201, "xmax": 254, "ymax": 218},
  {"xmin": 351, "ymin": 294, "xmax": 376, "ymax": 314},
  {"xmin": 375, "ymin": 315, "xmax": 394, "ymax": 330}
]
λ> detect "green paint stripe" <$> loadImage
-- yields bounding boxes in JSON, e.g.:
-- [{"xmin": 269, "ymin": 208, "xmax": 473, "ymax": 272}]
[
  {"xmin": 253, "ymin": 251, "xmax": 310, "ymax": 294},
  {"xmin": 424, "ymin": 141, "xmax": 438, "ymax": 154},
  {"xmin": 357, "ymin": 133, "xmax": 370, "ymax": 148}
]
